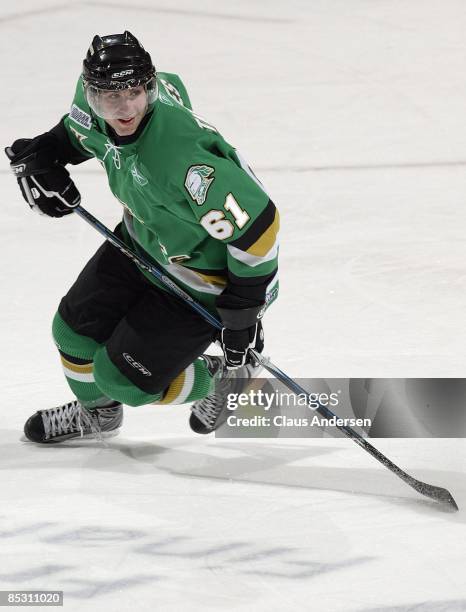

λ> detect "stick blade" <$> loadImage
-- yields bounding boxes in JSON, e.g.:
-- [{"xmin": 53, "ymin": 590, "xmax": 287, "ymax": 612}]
[{"xmin": 409, "ymin": 479, "xmax": 459, "ymax": 511}]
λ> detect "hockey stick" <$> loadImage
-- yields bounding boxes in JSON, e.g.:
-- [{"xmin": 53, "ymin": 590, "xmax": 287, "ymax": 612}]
[{"xmin": 74, "ymin": 205, "xmax": 459, "ymax": 511}]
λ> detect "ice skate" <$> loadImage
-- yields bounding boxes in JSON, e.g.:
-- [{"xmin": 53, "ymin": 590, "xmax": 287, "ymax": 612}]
[
  {"xmin": 189, "ymin": 355, "xmax": 263, "ymax": 434},
  {"xmin": 24, "ymin": 400, "xmax": 123, "ymax": 444}
]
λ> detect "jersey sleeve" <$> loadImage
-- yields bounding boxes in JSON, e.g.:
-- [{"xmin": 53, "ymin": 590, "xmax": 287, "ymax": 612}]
[
  {"xmin": 181, "ymin": 137, "xmax": 279, "ymax": 310},
  {"xmin": 49, "ymin": 116, "xmax": 91, "ymax": 165},
  {"xmin": 62, "ymin": 76, "xmax": 96, "ymax": 160}
]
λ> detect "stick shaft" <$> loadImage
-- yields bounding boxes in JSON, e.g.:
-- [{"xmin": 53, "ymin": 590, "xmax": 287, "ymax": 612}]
[{"xmin": 74, "ymin": 205, "xmax": 458, "ymax": 510}]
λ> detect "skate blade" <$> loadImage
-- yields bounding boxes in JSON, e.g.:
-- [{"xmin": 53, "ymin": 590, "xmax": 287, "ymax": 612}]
[{"xmin": 20, "ymin": 429, "xmax": 121, "ymax": 444}]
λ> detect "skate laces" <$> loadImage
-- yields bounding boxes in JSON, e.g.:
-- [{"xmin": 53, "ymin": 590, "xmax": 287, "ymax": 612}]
[
  {"xmin": 42, "ymin": 400, "xmax": 103, "ymax": 441},
  {"xmin": 192, "ymin": 394, "xmax": 221, "ymax": 428}
]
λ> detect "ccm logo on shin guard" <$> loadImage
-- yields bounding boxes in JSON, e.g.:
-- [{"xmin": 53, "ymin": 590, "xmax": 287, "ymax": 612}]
[{"xmin": 122, "ymin": 353, "xmax": 152, "ymax": 376}]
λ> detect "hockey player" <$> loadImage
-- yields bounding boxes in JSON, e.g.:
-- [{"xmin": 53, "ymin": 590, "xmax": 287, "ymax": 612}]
[{"xmin": 6, "ymin": 31, "xmax": 279, "ymax": 443}]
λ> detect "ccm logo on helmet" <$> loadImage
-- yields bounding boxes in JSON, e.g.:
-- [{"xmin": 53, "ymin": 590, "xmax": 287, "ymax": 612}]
[
  {"xmin": 122, "ymin": 353, "xmax": 152, "ymax": 376},
  {"xmin": 112, "ymin": 69, "xmax": 134, "ymax": 78}
]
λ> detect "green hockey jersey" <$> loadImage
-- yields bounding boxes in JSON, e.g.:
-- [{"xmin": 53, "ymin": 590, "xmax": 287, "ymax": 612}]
[{"xmin": 63, "ymin": 72, "xmax": 279, "ymax": 314}]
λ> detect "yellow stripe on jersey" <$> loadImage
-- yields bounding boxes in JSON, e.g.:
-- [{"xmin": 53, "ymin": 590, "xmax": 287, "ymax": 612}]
[
  {"xmin": 195, "ymin": 271, "xmax": 227, "ymax": 287},
  {"xmin": 247, "ymin": 209, "xmax": 280, "ymax": 257}
]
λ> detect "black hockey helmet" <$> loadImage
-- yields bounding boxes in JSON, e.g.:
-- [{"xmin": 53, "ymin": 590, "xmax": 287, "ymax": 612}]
[
  {"xmin": 82, "ymin": 31, "xmax": 156, "ymax": 90},
  {"xmin": 82, "ymin": 31, "xmax": 158, "ymax": 120}
]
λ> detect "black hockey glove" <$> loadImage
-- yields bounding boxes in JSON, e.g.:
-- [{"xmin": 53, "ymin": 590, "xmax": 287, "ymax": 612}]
[
  {"xmin": 5, "ymin": 136, "xmax": 80, "ymax": 218},
  {"xmin": 217, "ymin": 298, "xmax": 265, "ymax": 368},
  {"xmin": 220, "ymin": 321, "xmax": 264, "ymax": 369}
]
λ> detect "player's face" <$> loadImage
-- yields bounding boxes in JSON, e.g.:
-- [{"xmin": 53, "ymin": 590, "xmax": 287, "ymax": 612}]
[{"xmin": 100, "ymin": 86, "xmax": 148, "ymax": 136}]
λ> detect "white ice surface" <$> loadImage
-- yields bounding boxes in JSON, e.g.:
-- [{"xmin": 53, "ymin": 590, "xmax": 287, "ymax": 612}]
[{"xmin": 1, "ymin": 1, "xmax": 466, "ymax": 611}]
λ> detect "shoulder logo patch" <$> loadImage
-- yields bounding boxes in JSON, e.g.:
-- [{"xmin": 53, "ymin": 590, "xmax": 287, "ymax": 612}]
[
  {"xmin": 69, "ymin": 125, "xmax": 88, "ymax": 144},
  {"xmin": 69, "ymin": 103, "xmax": 92, "ymax": 130},
  {"xmin": 69, "ymin": 126, "xmax": 93, "ymax": 155},
  {"xmin": 158, "ymin": 92, "xmax": 174, "ymax": 106},
  {"xmin": 184, "ymin": 165, "xmax": 215, "ymax": 206},
  {"xmin": 160, "ymin": 79, "xmax": 184, "ymax": 106}
]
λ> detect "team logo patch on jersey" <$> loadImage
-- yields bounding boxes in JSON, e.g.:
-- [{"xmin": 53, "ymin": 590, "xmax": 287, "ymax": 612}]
[
  {"xmin": 160, "ymin": 79, "xmax": 184, "ymax": 106},
  {"xmin": 158, "ymin": 92, "xmax": 174, "ymax": 106},
  {"xmin": 184, "ymin": 165, "xmax": 215, "ymax": 206},
  {"xmin": 69, "ymin": 104, "xmax": 92, "ymax": 130},
  {"xmin": 69, "ymin": 125, "xmax": 89, "ymax": 147}
]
